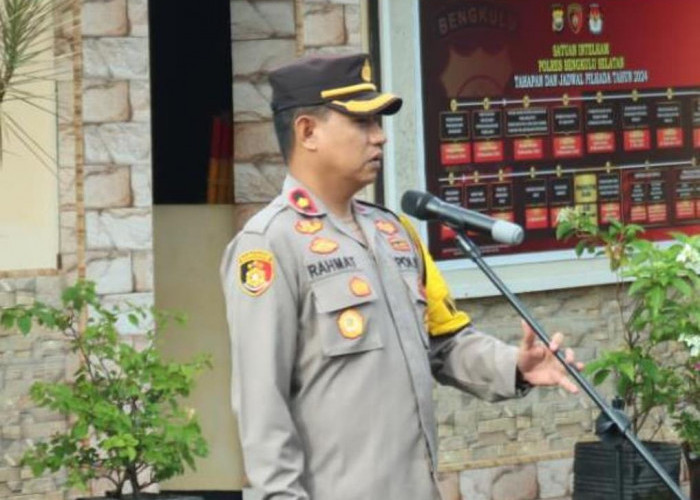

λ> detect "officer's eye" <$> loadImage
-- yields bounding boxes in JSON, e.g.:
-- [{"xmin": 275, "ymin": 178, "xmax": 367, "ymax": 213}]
[{"xmin": 353, "ymin": 116, "xmax": 380, "ymax": 127}]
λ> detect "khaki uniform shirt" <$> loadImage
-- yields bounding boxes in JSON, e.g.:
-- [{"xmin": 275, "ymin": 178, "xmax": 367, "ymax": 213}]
[{"xmin": 220, "ymin": 176, "xmax": 522, "ymax": 500}]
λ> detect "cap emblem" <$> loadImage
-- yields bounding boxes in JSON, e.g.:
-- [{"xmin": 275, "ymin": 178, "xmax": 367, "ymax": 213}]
[{"xmin": 361, "ymin": 58, "xmax": 372, "ymax": 83}]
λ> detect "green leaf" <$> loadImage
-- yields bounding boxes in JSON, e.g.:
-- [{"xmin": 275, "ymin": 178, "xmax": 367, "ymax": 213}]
[
  {"xmin": 672, "ymin": 277, "xmax": 693, "ymax": 298},
  {"xmin": 17, "ymin": 315, "xmax": 32, "ymax": 334},
  {"xmin": 592, "ymin": 369, "xmax": 610, "ymax": 385},
  {"xmin": 648, "ymin": 286, "xmax": 665, "ymax": 315},
  {"xmin": 1, "ymin": 310, "xmax": 15, "ymax": 329},
  {"xmin": 128, "ymin": 313, "xmax": 139, "ymax": 327},
  {"xmin": 71, "ymin": 420, "xmax": 88, "ymax": 440},
  {"xmin": 619, "ymin": 362, "xmax": 635, "ymax": 382}
]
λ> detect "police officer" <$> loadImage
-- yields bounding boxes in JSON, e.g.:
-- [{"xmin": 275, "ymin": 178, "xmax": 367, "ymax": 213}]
[{"xmin": 220, "ymin": 53, "xmax": 580, "ymax": 500}]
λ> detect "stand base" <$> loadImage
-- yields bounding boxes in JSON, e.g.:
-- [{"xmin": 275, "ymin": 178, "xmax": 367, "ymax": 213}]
[{"xmin": 574, "ymin": 441, "xmax": 681, "ymax": 499}]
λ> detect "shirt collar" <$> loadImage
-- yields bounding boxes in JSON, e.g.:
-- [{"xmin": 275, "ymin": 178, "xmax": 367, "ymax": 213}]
[{"xmin": 282, "ymin": 175, "xmax": 377, "ymax": 218}]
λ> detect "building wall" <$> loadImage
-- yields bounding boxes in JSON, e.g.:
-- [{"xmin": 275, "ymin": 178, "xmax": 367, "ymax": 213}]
[
  {"xmin": 232, "ymin": 0, "xmax": 363, "ymax": 203},
  {"xmin": 0, "ymin": 0, "xmax": 152, "ymax": 497}
]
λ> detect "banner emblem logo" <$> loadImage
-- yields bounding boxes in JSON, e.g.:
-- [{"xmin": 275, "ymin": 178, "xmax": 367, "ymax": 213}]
[
  {"xmin": 552, "ymin": 4, "xmax": 565, "ymax": 32},
  {"xmin": 588, "ymin": 4, "xmax": 603, "ymax": 35},
  {"xmin": 567, "ymin": 3, "xmax": 583, "ymax": 34}
]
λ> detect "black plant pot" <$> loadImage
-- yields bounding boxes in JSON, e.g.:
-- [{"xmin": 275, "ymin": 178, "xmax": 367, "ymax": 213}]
[
  {"xmin": 573, "ymin": 440, "xmax": 681, "ymax": 499},
  {"xmin": 682, "ymin": 442, "xmax": 700, "ymax": 500}
]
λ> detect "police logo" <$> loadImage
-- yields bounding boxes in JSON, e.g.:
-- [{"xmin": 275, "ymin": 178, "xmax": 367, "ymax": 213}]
[
  {"xmin": 551, "ymin": 4, "xmax": 564, "ymax": 32},
  {"xmin": 349, "ymin": 276, "xmax": 372, "ymax": 297},
  {"xmin": 337, "ymin": 309, "xmax": 365, "ymax": 339},
  {"xmin": 375, "ymin": 219, "xmax": 398, "ymax": 235},
  {"xmin": 237, "ymin": 250, "xmax": 274, "ymax": 297},
  {"xmin": 295, "ymin": 218, "xmax": 323, "ymax": 235},
  {"xmin": 289, "ymin": 188, "xmax": 320, "ymax": 215},
  {"xmin": 310, "ymin": 237, "xmax": 339, "ymax": 254},
  {"xmin": 567, "ymin": 3, "xmax": 583, "ymax": 34}
]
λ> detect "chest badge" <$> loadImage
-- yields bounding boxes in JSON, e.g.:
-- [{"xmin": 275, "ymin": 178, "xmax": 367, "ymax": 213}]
[
  {"xmin": 375, "ymin": 219, "xmax": 398, "ymax": 235},
  {"xmin": 349, "ymin": 276, "xmax": 372, "ymax": 297},
  {"xmin": 337, "ymin": 309, "xmax": 365, "ymax": 339},
  {"xmin": 310, "ymin": 237, "xmax": 339, "ymax": 254},
  {"xmin": 389, "ymin": 236, "xmax": 411, "ymax": 252},
  {"xmin": 237, "ymin": 250, "xmax": 274, "ymax": 296},
  {"xmin": 289, "ymin": 188, "xmax": 320, "ymax": 215},
  {"xmin": 295, "ymin": 218, "xmax": 323, "ymax": 235}
]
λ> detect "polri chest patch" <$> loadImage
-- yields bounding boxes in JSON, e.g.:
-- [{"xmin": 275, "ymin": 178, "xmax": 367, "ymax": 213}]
[
  {"xmin": 295, "ymin": 218, "xmax": 323, "ymax": 235},
  {"xmin": 388, "ymin": 236, "xmax": 411, "ymax": 252},
  {"xmin": 338, "ymin": 309, "xmax": 365, "ymax": 339},
  {"xmin": 375, "ymin": 219, "xmax": 398, "ymax": 235},
  {"xmin": 349, "ymin": 276, "xmax": 372, "ymax": 297},
  {"xmin": 310, "ymin": 237, "xmax": 339, "ymax": 254}
]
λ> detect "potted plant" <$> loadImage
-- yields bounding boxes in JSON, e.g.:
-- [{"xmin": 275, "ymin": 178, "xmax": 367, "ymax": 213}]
[
  {"xmin": 0, "ymin": 280, "xmax": 211, "ymax": 499},
  {"xmin": 556, "ymin": 207, "xmax": 700, "ymax": 499}
]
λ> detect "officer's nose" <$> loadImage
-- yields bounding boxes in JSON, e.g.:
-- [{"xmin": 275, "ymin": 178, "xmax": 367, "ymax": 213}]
[{"xmin": 370, "ymin": 120, "xmax": 387, "ymax": 146}]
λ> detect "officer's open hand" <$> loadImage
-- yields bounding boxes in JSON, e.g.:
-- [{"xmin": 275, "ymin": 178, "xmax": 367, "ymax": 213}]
[{"xmin": 516, "ymin": 320, "xmax": 583, "ymax": 394}]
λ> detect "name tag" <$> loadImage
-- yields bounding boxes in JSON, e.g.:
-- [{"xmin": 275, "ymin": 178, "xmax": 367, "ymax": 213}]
[{"xmin": 307, "ymin": 256, "xmax": 357, "ymax": 279}]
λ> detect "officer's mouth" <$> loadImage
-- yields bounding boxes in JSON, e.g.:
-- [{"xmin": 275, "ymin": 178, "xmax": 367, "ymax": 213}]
[{"xmin": 368, "ymin": 152, "xmax": 383, "ymax": 168}]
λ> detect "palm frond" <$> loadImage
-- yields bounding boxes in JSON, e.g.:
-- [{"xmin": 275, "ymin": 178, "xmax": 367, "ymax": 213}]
[{"xmin": 0, "ymin": 0, "xmax": 71, "ymax": 166}]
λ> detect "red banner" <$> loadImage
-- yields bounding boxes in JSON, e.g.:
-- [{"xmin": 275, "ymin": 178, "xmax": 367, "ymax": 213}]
[{"xmin": 420, "ymin": 0, "xmax": 700, "ymax": 259}]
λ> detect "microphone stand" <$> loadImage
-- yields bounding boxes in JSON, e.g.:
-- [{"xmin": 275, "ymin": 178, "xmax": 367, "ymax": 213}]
[{"xmin": 454, "ymin": 228, "xmax": 687, "ymax": 500}]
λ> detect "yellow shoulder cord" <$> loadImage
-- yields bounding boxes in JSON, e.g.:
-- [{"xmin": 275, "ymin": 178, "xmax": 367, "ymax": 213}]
[{"xmin": 398, "ymin": 216, "xmax": 471, "ymax": 336}]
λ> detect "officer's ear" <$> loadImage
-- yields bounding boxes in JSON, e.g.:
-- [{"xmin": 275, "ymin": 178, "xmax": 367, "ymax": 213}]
[{"xmin": 294, "ymin": 113, "xmax": 321, "ymax": 153}]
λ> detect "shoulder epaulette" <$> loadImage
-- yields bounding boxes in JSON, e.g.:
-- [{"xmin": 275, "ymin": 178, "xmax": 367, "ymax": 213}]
[{"xmin": 242, "ymin": 197, "xmax": 287, "ymax": 235}]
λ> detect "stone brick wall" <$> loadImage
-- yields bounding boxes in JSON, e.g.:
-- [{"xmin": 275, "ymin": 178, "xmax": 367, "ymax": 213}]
[
  {"xmin": 1, "ymin": 0, "xmax": 153, "ymax": 497},
  {"xmin": 231, "ymin": 0, "xmax": 363, "ymax": 203}
]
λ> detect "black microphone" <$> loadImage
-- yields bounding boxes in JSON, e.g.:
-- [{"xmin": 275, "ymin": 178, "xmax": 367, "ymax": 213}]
[{"xmin": 401, "ymin": 190, "xmax": 524, "ymax": 245}]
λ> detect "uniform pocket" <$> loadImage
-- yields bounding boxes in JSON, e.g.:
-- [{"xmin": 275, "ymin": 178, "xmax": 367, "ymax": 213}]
[{"xmin": 312, "ymin": 273, "xmax": 383, "ymax": 357}]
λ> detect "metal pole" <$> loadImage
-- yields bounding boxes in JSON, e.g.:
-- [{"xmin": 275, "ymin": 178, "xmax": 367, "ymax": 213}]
[{"xmin": 454, "ymin": 229, "xmax": 687, "ymax": 500}]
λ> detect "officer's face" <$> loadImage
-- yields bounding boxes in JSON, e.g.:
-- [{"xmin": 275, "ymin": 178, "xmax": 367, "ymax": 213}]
[{"xmin": 313, "ymin": 109, "xmax": 387, "ymax": 191}]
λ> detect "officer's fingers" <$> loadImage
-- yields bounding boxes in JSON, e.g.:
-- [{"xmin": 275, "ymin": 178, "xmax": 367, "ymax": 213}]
[
  {"xmin": 549, "ymin": 331, "xmax": 564, "ymax": 353},
  {"xmin": 559, "ymin": 376, "xmax": 579, "ymax": 394},
  {"xmin": 564, "ymin": 347, "xmax": 575, "ymax": 365},
  {"xmin": 520, "ymin": 320, "xmax": 536, "ymax": 350}
]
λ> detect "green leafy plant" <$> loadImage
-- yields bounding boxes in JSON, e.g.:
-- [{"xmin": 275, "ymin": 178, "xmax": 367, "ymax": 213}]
[
  {"xmin": 0, "ymin": 280, "xmax": 211, "ymax": 498},
  {"xmin": 556, "ymin": 207, "xmax": 700, "ymax": 441}
]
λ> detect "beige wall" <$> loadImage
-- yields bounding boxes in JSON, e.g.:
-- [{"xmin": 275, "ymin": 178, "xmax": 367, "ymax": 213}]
[
  {"xmin": 0, "ymin": 58, "xmax": 59, "ymax": 271},
  {"xmin": 154, "ymin": 205, "xmax": 245, "ymax": 490}
]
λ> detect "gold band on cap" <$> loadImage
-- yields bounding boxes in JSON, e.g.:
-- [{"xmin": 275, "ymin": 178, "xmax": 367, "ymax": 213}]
[
  {"xmin": 321, "ymin": 83, "xmax": 377, "ymax": 99},
  {"xmin": 330, "ymin": 93, "xmax": 398, "ymax": 113}
]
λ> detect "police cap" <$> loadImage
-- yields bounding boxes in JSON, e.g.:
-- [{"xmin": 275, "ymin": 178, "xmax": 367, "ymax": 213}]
[{"xmin": 269, "ymin": 53, "xmax": 402, "ymax": 117}]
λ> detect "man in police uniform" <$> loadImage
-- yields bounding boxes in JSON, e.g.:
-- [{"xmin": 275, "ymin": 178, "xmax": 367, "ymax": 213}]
[{"xmin": 220, "ymin": 53, "xmax": 580, "ymax": 500}]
